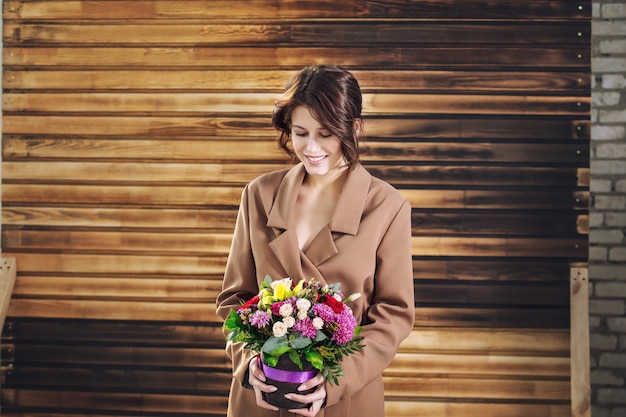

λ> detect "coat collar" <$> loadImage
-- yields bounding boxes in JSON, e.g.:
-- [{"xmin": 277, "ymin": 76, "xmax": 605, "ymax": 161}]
[
  {"xmin": 266, "ymin": 163, "xmax": 371, "ymax": 270},
  {"xmin": 267, "ymin": 163, "xmax": 370, "ymax": 235}
]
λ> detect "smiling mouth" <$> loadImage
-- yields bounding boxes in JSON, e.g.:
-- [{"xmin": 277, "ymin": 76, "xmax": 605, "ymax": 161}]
[{"xmin": 306, "ymin": 155, "xmax": 328, "ymax": 163}]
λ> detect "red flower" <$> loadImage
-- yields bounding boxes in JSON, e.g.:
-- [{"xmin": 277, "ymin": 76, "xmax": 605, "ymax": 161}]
[
  {"xmin": 323, "ymin": 295, "xmax": 344, "ymax": 313},
  {"xmin": 241, "ymin": 295, "xmax": 260, "ymax": 310}
]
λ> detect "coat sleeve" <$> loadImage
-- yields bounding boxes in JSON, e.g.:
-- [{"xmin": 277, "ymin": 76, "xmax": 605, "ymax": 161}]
[
  {"xmin": 325, "ymin": 199, "xmax": 415, "ymax": 406},
  {"xmin": 216, "ymin": 184, "xmax": 259, "ymax": 387}
]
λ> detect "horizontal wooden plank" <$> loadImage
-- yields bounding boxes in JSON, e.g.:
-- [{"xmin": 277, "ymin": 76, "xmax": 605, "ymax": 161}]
[
  {"xmin": 411, "ymin": 259, "xmax": 586, "ymax": 282},
  {"xmin": 10, "ymin": 276, "xmax": 221, "ymax": 300},
  {"xmin": 2, "ymin": 116, "xmax": 591, "ymax": 138},
  {"xmin": 7, "ymin": 275, "xmax": 569, "ymax": 308},
  {"xmin": 1, "ymin": 206, "xmax": 589, "ymax": 235},
  {"xmin": 0, "ymin": 401, "xmax": 571, "ymax": 417},
  {"xmin": 6, "ymin": 344, "xmax": 229, "ymax": 368},
  {"xmin": 0, "ymin": 162, "xmax": 591, "ymax": 189},
  {"xmin": 0, "ymin": 207, "xmax": 238, "ymax": 229},
  {"xmin": 389, "ymin": 352, "xmax": 569, "ymax": 377},
  {"xmin": 3, "ymin": 0, "xmax": 592, "ymax": 20},
  {"xmin": 2, "ymin": 366, "xmax": 569, "ymax": 401},
  {"xmin": 414, "ymin": 282, "xmax": 569, "ymax": 306},
  {"xmin": 0, "ymin": 389, "xmax": 227, "ymax": 414},
  {"xmin": 1, "ymin": 230, "xmax": 587, "ymax": 259},
  {"xmin": 384, "ymin": 401, "xmax": 570, "ymax": 417},
  {"xmin": 6, "ymin": 296, "xmax": 569, "ymax": 328},
  {"xmin": 3, "ymin": 22, "xmax": 590, "ymax": 46},
  {"xmin": 2, "ymin": 92, "xmax": 591, "ymax": 116},
  {"xmin": 2, "ymin": 346, "xmax": 567, "ymax": 378},
  {"xmin": 1, "ymin": 184, "xmax": 590, "ymax": 210},
  {"xmin": 3, "ymin": 69, "xmax": 591, "ymax": 92},
  {"xmin": 3, "ymin": 46, "xmax": 590, "ymax": 69},
  {"xmin": 384, "ymin": 376, "xmax": 570, "ymax": 400},
  {"xmin": 4, "ymin": 366, "xmax": 232, "ymax": 392},
  {"xmin": 7, "ymin": 299, "xmax": 219, "ymax": 322},
  {"xmin": 2, "ymin": 253, "xmax": 227, "ymax": 276},
  {"xmin": 413, "ymin": 307, "xmax": 569, "ymax": 328},
  {"xmin": 3, "ymin": 320, "xmax": 569, "ymax": 354},
  {"xmin": 2, "ymin": 142, "xmax": 590, "ymax": 165}
]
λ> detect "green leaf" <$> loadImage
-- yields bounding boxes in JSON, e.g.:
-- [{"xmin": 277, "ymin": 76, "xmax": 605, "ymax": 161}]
[
  {"xmin": 289, "ymin": 336, "xmax": 312, "ymax": 350},
  {"xmin": 264, "ymin": 354, "xmax": 278, "ymax": 367},
  {"xmin": 305, "ymin": 350, "xmax": 324, "ymax": 371},
  {"xmin": 261, "ymin": 335, "xmax": 288, "ymax": 354},
  {"xmin": 288, "ymin": 350, "xmax": 303, "ymax": 370},
  {"xmin": 270, "ymin": 346, "xmax": 292, "ymax": 357},
  {"xmin": 314, "ymin": 330, "xmax": 327, "ymax": 342},
  {"xmin": 354, "ymin": 326, "xmax": 363, "ymax": 338}
]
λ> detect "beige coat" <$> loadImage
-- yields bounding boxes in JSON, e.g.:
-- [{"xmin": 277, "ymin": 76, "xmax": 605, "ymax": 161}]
[{"xmin": 216, "ymin": 163, "xmax": 415, "ymax": 417}]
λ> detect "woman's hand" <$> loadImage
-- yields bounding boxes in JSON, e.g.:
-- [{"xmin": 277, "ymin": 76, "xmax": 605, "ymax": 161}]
[
  {"xmin": 248, "ymin": 356, "xmax": 279, "ymax": 411},
  {"xmin": 286, "ymin": 373, "xmax": 327, "ymax": 417}
]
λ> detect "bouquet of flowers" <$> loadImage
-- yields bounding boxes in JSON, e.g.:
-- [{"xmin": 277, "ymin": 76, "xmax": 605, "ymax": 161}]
[{"xmin": 223, "ymin": 275, "xmax": 364, "ymax": 385}]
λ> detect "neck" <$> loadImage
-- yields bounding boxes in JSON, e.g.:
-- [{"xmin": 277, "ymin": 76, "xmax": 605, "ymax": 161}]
[{"xmin": 304, "ymin": 165, "xmax": 349, "ymax": 191}]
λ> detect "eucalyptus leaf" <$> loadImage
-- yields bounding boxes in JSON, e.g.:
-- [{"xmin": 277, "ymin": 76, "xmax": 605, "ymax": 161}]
[
  {"xmin": 289, "ymin": 336, "xmax": 312, "ymax": 350},
  {"xmin": 314, "ymin": 330, "xmax": 327, "ymax": 342},
  {"xmin": 261, "ymin": 335, "xmax": 288, "ymax": 354}
]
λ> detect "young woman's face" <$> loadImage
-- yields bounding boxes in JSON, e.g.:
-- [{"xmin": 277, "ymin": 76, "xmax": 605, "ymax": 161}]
[{"xmin": 290, "ymin": 105, "xmax": 346, "ymax": 177}]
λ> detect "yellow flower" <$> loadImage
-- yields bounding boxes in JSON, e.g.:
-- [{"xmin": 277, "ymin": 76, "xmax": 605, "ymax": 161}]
[
  {"xmin": 292, "ymin": 279, "xmax": 305, "ymax": 294},
  {"xmin": 259, "ymin": 289, "xmax": 275, "ymax": 307},
  {"xmin": 273, "ymin": 282, "xmax": 292, "ymax": 301}
]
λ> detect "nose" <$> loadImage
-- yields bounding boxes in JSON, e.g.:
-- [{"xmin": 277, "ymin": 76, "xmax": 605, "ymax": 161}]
[{"xmin": 304, "ymin": 134, "xmax": 321, "ymax": 151}]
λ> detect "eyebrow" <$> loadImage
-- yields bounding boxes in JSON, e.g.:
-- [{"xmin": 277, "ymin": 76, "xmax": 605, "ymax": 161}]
[{"xmin": 292, "ymin": 124, "xmax": 327, "ymax": 131}]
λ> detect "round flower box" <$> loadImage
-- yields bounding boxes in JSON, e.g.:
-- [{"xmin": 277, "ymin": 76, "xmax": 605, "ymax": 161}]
[{"xmin": 261, "ymin": 354, "xmax": 317, "ymax": 409}]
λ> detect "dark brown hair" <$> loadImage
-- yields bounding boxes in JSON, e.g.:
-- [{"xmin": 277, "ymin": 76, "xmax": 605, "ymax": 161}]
[{"xmin": 272, "ymin": 65, "xmax": 363, "ymax": 169}]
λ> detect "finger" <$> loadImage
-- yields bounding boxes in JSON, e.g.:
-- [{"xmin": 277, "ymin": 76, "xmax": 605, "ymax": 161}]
[
  {"xmin": 288, "ymin": 397, "xmax": 324, "ymax": 416},
  {"xmin": 297, "ymin": 374, "xmax": 324, "ymax": 392},
  {"xmin": 249, "ymin": 357, "xmax": 267, "ymax": 383},
  {"xmin": 253, "ymin": 388, "xmax": 279, "ymax": 411},
  {"xmin": 285, "ymin": 383, "xmax": 326, "ymax": 406}
]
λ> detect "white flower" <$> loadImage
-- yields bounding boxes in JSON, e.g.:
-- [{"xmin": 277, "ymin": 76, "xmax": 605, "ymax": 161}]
[
  {"xmin": 283, "ymin": 316, "xmax": 296, "ymax": 328},
  {"xmin": 279, "ymin": 303, "xmax": 294, "ymax": 317},
  {"xmin": 333, "ymin": 293, "xmax": 342, "ymax": 302},
  {"xmin": 271, "ymin": 278, "xmax": 292, "ymax": 290},
  {"xmin": 345, "ymin": 292, "xmax": 361, "ymax": 302},
  {"xmin": 312, "ymin": 317, "xmax": 324, "ymax": 330},
  {"xmin": 296, "ymin": 298, "xmax": 311, "ymax": 312},
  {"xmin": 297, "ymin": 309, "xmax": 308, "ymax": 320},
  {"xmin": 272, "ymin": 321, "xmax": 288, "ymax": 337}
]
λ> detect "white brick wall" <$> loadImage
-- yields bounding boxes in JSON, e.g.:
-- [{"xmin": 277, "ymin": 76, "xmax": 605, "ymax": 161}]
[{"xmin": 592, "ymin": 1, "xmax": 626, "ymax": 416}]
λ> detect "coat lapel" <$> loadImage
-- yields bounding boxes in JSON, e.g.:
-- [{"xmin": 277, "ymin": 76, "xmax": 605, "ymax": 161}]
[
  {"xmin": 266, "ymin": 164, "xmax": 304, "ymax": 279},
  {"xmin": 266, "ymin": 163, "xmax": 371, "ymax": 274}
]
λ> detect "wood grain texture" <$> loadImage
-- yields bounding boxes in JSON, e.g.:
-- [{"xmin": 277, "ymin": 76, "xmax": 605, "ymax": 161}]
[{"xmin": 1, "ymin": 0, "xmax": 590, "ymax": 416}]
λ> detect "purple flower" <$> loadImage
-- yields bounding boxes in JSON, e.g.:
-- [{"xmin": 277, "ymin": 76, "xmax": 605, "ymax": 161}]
[
  {"xmin": 293, "ymin": 317, "xmax": 317, "ymax": 338},
  {"xmin": 249, "ymin": 310, "xmax": 271, "ymax": 329},
  {"xmin": 331, "ymin": 310, "xmax": 357, "ymax": 345},
  {"xmin": 312, "ymin": 303, "xmax": 336, "ymax": 323}
]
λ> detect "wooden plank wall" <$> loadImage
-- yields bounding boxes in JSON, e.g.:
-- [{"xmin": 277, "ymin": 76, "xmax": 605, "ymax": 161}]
[{"xmin": 1, "ymin": 1, "xmax": 590, "ymax": 416}]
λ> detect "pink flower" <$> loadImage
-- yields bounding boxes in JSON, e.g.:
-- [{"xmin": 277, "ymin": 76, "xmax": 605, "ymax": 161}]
[
  {"xmin": 312, "ymin": 303, "xmax": 336, "ymax": 322},
  {"xmin": 331, "ymin": 310, "xmax": 357, "ymax": 345},
  {"xmin": 293, "ymin": 318, "xmax": 317, "ymax": 338}
]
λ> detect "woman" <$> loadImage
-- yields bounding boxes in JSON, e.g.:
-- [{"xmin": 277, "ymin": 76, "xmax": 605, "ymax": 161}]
[{"xmin": 216, "ymin": 65, "xmax": 415, "ymax": 417}]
